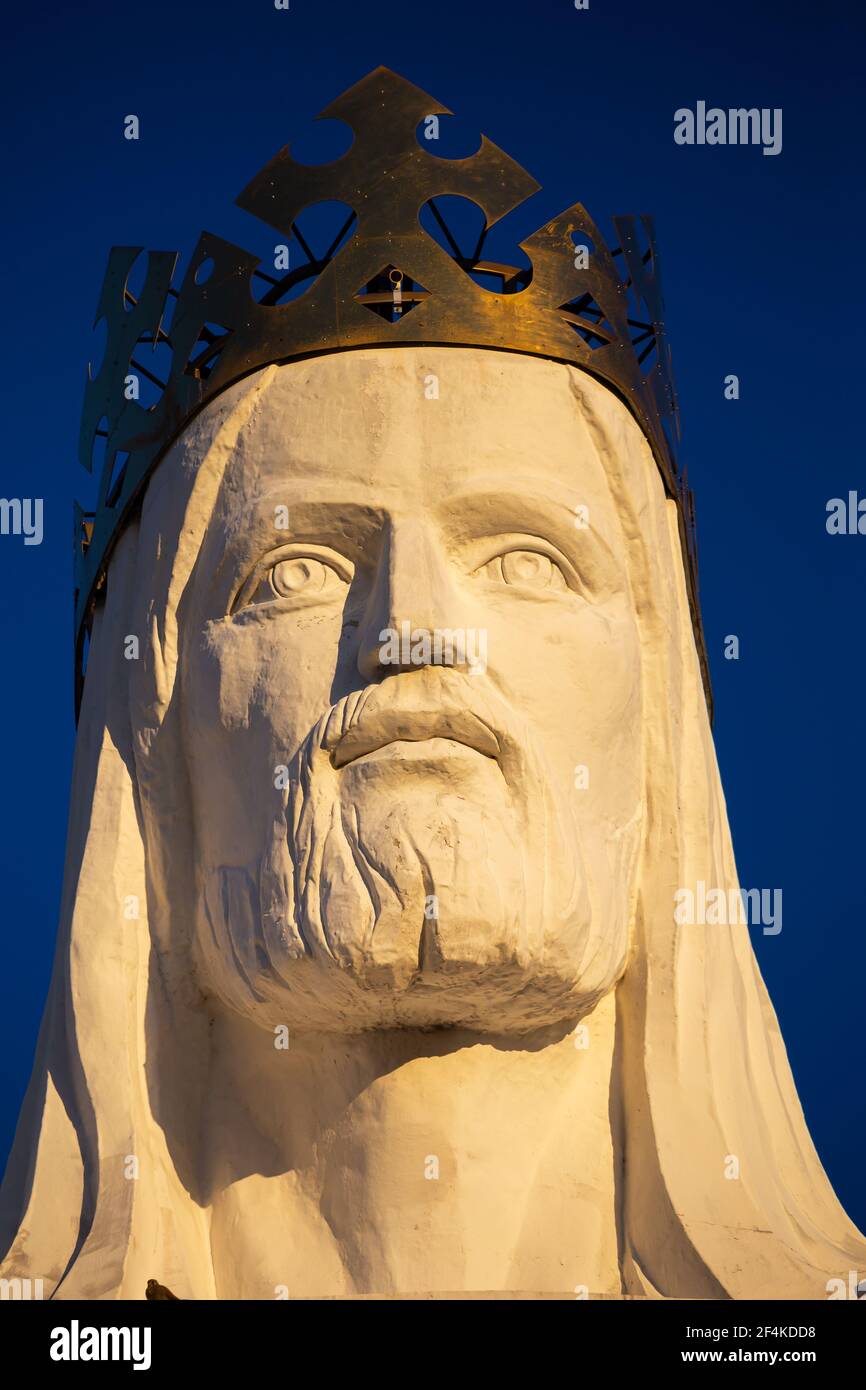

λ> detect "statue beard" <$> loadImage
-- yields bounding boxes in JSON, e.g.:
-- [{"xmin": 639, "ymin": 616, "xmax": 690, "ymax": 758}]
[{"xmin": 196, "ymin": 669, "xmax": 634, "ymax": 1034}]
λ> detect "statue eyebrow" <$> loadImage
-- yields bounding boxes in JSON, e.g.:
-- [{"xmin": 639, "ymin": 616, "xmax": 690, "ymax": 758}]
[
  {"xmin": 441, "ymin": 488, "xmax": 622, "ymax": 573},
  {"xmin": 209, "ymin": 499, "xmax": 387, "ymax": 594}
]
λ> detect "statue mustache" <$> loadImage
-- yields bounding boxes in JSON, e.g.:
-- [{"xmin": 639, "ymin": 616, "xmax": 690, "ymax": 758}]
[{"xmin": 310, "ymin": 668, "xmax": 525, "ymax": 780}]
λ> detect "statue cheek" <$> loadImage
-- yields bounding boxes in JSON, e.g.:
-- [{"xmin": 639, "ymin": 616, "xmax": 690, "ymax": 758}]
[
  {"xmin": 189, "ymin": 612, "xmax": 345, "ymax": 745},
  {"xmin": 482, "ymin": 595, "xmax": 640, "ymax": 767}
]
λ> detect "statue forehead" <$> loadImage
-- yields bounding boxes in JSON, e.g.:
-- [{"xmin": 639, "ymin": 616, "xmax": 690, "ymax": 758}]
[{"xmin": 213, "ymin": 348, "xmax": 623, "ymax": 519}]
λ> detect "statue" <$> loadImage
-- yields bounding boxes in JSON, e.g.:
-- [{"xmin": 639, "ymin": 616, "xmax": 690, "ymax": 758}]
[{"xmin": 1, "ymin": 68, "xmax": 863, "ymax": 1300}]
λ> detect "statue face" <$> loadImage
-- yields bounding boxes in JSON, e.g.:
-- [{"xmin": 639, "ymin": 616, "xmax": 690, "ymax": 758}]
[{"xmin": 180, "ymin": 348, "xmax": 644, "ymax": 1033}]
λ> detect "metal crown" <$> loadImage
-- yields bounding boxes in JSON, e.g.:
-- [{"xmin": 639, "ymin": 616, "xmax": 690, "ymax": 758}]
[{"xmin": 74, "ymin": 65, "xmax": 711, "ymax": 716}]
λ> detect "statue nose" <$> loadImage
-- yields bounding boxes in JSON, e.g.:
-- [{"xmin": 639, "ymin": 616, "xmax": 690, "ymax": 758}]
[{"xmin": 356, "ymin": 518, "xmax": 465, "ymax": 682}]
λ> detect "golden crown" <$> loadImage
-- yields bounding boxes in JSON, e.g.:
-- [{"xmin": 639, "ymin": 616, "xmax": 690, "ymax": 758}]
[{"xmin": 74, "ymin": 66, "xmax": 710, "ymax": 715}]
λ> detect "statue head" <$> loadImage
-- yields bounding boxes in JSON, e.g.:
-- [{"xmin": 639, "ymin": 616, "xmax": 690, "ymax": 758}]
[{"xmin": 179, "ymin": 348, "xmax": 642, "ymax": 1034}]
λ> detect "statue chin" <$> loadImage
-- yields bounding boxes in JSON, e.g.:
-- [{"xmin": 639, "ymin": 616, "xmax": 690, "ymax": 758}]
[{"xmin": 194, "ymin": 684, "xmax": 632, "ymax": 1036}]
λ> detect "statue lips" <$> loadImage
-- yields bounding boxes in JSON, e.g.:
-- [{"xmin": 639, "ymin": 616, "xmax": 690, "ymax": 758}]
[{"xmin": 328, "ymin": 707, "xmax": 501, "ymax": 770}]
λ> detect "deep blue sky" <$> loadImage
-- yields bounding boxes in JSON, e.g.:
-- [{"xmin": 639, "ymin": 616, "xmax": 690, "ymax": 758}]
[{"xmin": 1, "ymin": 0, "xmax": 864, "ymax": 1238}]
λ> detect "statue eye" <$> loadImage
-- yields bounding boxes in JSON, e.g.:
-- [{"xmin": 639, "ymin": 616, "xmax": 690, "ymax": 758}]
[
  {"xmin": 477, "ymin": 548, "xmax": 568, "ymax": 591},
  {"xmin": 268, "ymin": 556, "xmax": 338, "ymax": 598},
  {"xmin": 235, "ymin": 548, "xmax": 353, "ymax": 612}
]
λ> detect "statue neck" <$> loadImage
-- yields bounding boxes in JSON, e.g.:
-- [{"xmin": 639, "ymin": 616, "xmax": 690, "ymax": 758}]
[{"xmin": 202, "ymin": 992, "xmax": 621, "ymax": 1297}]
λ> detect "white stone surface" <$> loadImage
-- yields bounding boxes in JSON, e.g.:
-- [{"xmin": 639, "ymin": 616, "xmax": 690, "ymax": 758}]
[{"xmin": 0, "ymin": 349, "xmax": 862, "ymax": 1299}]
